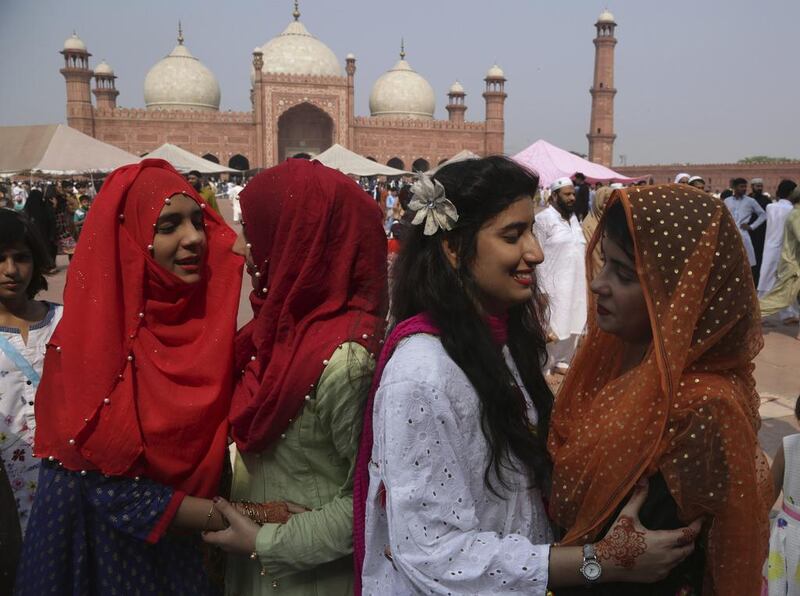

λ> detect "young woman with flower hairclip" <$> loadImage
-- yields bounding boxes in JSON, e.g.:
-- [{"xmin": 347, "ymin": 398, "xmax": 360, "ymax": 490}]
[{"xmin": 352, "ymin": 156, "xmax": 701, "ymax": 594}]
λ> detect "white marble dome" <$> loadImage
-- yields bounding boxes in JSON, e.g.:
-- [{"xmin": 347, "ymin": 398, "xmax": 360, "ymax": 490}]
[
  {"xmin": 256, "ymin": 19, "xmax": 342, "ymax": 78},
  {"xmin": 598, "ymin": 9, "xmax": 616, "ymax": 23},
  {"xmin": 144, "ymin": 36, "xmax": 220, "ymax": 112},
  {"xmin": 94, "ymin": 60, "xmax": 114, "ymax": 76},
  {"xmin": 369, "ymin": 56, "xmax": 435, "ymax": 120},
  {"xmin": 449, "ymin": 80, "xmax": 465, "ymax": 94},
  {"xmin": 63, "ymin": 33, "xmax": 87, "ymax": 52},
  {"xmin": 486, "ymin": 64, "xmax": 505, "ymax": 79}
]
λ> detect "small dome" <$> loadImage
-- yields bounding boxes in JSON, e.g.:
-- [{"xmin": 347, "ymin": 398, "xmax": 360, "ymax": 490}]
[
  {"xmin": 257, "ymin": 19, "xmax": 341, "ymax": 78},
  {"xmin": 486, "ymin": 64, "xmax": 505, "ymax": 79},
  {"xmin": 144, "ymin": 35, "xmax": 220, "ymax": 112},
  {"xmin": 449, "ymin": 80, "xmax": 465, "ymax": 94},
  {"xmin": 94, "ymin": 60, "xmax": 114, "ymax": 76},
  {"xmin": 598, "ymin": 9, "xmax": 616, "ymax": 23},
  {"xmin": 369, "ymin": 56, "xmax": 435, "ymax": 120},
  {"xmin": 63, "ymin": 32, "xmax": 87, "ymax": 52},
  {"xmin": 346, "ymin": 52, "xmax": 355, "ymax": 60}
]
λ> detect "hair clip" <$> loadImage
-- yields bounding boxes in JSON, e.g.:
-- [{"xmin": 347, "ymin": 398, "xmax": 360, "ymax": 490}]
[{"xmin": 408, "ymin": 172, "xmax": 458, "ymax": 236}]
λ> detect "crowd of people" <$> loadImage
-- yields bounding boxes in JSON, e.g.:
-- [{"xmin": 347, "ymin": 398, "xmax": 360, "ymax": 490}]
[{"xmin": 0, "ymin": 154, "xmax": 798, "ymax": 595}]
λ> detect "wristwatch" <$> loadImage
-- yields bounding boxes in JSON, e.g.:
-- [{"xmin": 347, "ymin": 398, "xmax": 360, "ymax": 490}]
[{"xmin": 580, "ymin": 543, "xmax": 602, "ymax": 583}]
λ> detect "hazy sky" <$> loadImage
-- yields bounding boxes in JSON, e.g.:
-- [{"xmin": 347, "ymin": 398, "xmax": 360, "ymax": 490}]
[{"xmin": 1, "ymin": 0, "xmax": 797, "ymax": 166}]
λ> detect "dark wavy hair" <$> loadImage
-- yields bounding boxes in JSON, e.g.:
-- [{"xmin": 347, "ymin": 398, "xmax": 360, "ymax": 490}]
[
  {"xmin": 0, "ymin": 209, "xmax": 54, "ymax": 298},
  {"xmin": 391, "ymin": 155, "xmax": 554, "ymax": 494}
]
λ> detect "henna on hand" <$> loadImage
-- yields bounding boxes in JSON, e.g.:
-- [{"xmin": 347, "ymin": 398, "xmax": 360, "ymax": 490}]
[
  {"xmin": 676, "ymin": 527, "xmax": 697, "ymax": 547},
  {"xmin": 595, "ymin": 515, "xmax": 647, "ymax": 568}
]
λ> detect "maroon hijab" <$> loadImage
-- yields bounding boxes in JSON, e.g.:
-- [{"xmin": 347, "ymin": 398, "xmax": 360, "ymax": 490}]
[{"xmin": 230, "ymin": 159, "xmax": 388, "ymax": 453}]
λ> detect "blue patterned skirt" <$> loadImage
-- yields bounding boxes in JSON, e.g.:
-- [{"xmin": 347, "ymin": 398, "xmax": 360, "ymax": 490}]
[{"xmin": 14, "ymin": 461, "xmax": 220, "ymax": 595}]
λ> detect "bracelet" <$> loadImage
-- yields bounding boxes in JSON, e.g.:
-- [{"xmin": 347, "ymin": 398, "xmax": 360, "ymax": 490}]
[
  {"xmin": 234, "ymin": 500, "xmax": 292, "ymax": 525},
  {"xmin": 202, "ymin": 502, "xmax": 216, "ymax": 532}
]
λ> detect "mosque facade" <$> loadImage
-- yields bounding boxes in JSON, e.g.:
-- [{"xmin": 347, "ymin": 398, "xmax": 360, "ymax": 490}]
[{"xmin": 59, "ymin": 6, "xmax": 506, "ymax": 172}]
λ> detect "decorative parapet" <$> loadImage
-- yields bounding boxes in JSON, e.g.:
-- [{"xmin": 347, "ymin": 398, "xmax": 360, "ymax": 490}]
[
  {"xmin": 353, "ymin": 116, "xmax": 485, "ymax": 131},
  {"xmin": 93, "ymin": 107, "xmax": 253, "ymax": 123},
  {"xmin": 260, "ymin": 72, "xmax": 348, "ymax": 86}
]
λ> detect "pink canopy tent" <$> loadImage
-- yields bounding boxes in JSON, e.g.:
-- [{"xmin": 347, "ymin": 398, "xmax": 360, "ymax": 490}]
[{"xmin": 512, "ymin": 139, "xmax": 648, "ymax": 188}]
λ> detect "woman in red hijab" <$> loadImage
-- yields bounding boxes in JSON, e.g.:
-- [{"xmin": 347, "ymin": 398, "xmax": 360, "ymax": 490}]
[
  {"xmin": 201, "ymin": 159, "xmax": 388, "ymax": 596},
  {"xmin": 16, "ymin": 159, "xmax": 242, "ymax": 595}
]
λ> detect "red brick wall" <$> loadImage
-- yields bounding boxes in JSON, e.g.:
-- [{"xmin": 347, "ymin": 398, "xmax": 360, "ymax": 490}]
[{"xmin": 616, "ymin": 162, "xmax": 800, "ymax": 195}]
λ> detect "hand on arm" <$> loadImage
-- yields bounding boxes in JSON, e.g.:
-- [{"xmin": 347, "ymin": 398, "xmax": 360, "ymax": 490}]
[{"xmin": 547, "ymin": 479, "xmax": 700, "ymax": 587}]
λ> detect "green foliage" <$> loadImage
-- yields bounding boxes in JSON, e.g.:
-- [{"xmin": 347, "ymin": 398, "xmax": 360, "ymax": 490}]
[{"xmin": 738, "ymin": 155, "xmax": 797, "ymax": 164}]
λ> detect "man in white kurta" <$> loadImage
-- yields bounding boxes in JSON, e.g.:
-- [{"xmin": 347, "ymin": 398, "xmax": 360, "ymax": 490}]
[
  {"xmin": 534, "ymin": 177, "xmax": 587, "ymax": 373},
  {"xmin": 724, "ymin": 178, "xmax": 766, "ymax": 278},
  {"xmin": 758, "ymin": 180, "xmax": 799, "ymax": 321}
]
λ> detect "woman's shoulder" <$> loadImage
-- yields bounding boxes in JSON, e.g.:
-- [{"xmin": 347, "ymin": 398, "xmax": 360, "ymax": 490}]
[
  {"xmin": 381, "ymin": 333, "xmax": 465, "ymax": 393},
  {"xmin": 315, "ymin": 340, "xmax": 375, "ymax": 400}
]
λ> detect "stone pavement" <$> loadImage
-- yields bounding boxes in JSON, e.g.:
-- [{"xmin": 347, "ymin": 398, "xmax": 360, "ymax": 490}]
[{"xmin": 38, "ymin": 197, "xmax": 800, "ymax": 462}]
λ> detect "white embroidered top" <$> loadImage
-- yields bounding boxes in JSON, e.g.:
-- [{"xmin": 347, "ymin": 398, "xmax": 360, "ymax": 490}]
[
  {"xmin": 0, "ymin": 302, "xmax": 63, "ymax": 535},
  {"xmin": 363, "ymin": 334, "xmax": 552, "ymax": 595}
]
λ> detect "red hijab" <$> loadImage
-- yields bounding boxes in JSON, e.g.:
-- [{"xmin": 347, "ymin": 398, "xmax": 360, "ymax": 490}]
[
  {"xmin": 230, "ymin": 159, "xmax": 387, "ymax": 453},
  {"xmin": 34, "ymin": 159, "xmax": 242, "ymax": 498}
]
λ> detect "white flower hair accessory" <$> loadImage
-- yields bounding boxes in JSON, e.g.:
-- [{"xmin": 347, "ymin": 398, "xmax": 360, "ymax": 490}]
[{"xmin": 408, "ymin": 172, "xmax": 459, "ymax": 236}]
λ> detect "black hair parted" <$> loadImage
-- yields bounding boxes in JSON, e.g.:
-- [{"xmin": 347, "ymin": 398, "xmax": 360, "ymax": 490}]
[
  {"xmin": 604, "ymin": 198, "xmax": 635, "ymax": 260},
  {"xmin": 391, "ymin": 155, "xmax": 554, "ymax": 494},
  {"xmin": 0, "ymin": 209, "xmax": 55, "ymax": 298}
]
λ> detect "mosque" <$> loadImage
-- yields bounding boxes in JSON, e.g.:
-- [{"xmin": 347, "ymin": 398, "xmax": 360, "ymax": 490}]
[{"xmin": 59, "ymin": 3, "xmax": 513, "ymax": 172}]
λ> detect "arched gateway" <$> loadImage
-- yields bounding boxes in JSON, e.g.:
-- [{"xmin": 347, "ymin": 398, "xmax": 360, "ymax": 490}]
[{"xmin": 277, "ymin": 103, "xmax": 334, "ymax": 163}]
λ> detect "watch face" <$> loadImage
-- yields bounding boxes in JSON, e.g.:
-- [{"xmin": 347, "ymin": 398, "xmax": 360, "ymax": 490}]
[{"xmin": 582, "ymin": 560, "xmax": 602, "ymax": 581}]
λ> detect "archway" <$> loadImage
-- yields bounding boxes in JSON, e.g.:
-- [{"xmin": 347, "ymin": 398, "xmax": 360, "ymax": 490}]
[
  {"xmin": 367, "ymin": 156, "xmax": 377, "ymax": 162},
  {"xmin": 228, "ymin": 154, "xmax": 249, "ymax": 170},
  {"xmin": 387, "ymin": 157, "xmax": 405, "ymax": 170},
  {"xmin": 202, "ymin": 153, "xmax": 220, "ymax": 164},
  {"xmin": 412, "ymin": 158, "xmax": 430, "ymax": 172},
  {"xmin": 291, "ymin": 152, "xmax": 312, "ymax": 160},
  {"xmin": 277, "ymin": 103, "xmax": 333, "ymax": 163}
]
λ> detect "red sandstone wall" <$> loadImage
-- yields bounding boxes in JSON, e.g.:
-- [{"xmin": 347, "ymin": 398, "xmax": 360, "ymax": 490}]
[
  {"xmin": 353, "ymin": 117, "xmax": 487, "ymax": 169},
  {"xmin": 92, "ymin": 107, "xmax": 255, "ymax": 166},
  {"xmin": 616, "ymin": 162, "xmax": 800, "ymax": 194}
]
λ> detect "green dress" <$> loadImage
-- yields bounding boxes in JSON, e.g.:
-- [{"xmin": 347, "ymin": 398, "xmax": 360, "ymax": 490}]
[
  {"xmin": 226, "ymin": 342, "xmax": 373, "ymax": 596},
  {"xmin": 760, "ymin": 205, "xmax": 800, "ymax": 316}
]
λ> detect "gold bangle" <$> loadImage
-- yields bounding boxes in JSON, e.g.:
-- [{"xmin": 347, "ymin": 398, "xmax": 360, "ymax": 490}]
[{"xmin": 203, "ymin": 502, "xmax": 216, "ymax": 532}]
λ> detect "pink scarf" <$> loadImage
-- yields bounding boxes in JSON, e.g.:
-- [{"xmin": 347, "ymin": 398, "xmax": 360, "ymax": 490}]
[{"xmin": 352, "ymin": 312, "xmax": 507, "ymax": 594}]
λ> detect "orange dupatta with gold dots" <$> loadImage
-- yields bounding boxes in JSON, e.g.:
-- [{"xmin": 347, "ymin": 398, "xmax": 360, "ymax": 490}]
[{"xmin": 548, "ymin": 184, "xmax": 772, "ymax": 595}]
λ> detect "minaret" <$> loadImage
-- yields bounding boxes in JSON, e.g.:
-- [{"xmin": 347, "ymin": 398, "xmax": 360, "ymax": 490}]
[
  {"xmin": 587, "ymin": 9, "xmax": 617, "ymax": 167},
  {"xmin": 446, "ymin": 81, "xmax": 467, "ymax": 124},
  {"xmin": 345, "ymin": 53, "xmax": 356, "ymax": 148},
  {"xmin": 92, "ymin": 61, "xmax": 119, "ymax": 110},
  {"xmin": 60, "ymin": 32, "xmax": 94, "ymax": 136},
  {"xmin": 252, "ymin": 47, "xmax": 265, "ymax": 169},
  {"xmin": 483, "ymin": 65, "xmax": 506, "ymax": 155}
]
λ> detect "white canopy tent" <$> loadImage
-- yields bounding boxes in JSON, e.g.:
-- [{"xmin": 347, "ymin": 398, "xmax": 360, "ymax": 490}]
[
  {"xmin": 0, "ymin": 124, "xmax": 140, "ymax": 175},
  {"xmin": 427, "ymin": 149, "xmax": 481, "ymax": 174},
  {"xmin": 313, "ymin": 144, "xmax": 409, "ymax": 177},
  {"xmin": 141, "ymin": 143, "xmax": 238, "ymax": 174}
]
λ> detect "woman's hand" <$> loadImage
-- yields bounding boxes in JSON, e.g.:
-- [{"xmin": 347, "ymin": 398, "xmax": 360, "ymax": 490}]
[
  {"xmin": 597, "ymin": 479, "xmax": 702, "ymax": 583},
  {"xmin": 201, "ymin": 497, "xmax": 260, "ymax": 556}
]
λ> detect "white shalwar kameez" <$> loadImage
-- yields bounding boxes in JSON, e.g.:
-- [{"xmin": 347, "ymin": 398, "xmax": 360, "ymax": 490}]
[
  {"xmin": 363, "ymin": 334, "xmax": 552, "ymax": 595},
  {"xmin": 758, "ymin": 198, "xmax": 799, "ymax": 320},
  {"xmin": 534, "ymin": 205, "xmax": 587, "ymax": 369},
  {"xmin": 724, "ymin": 195, "xmax": 766, "ymax": 266}
]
